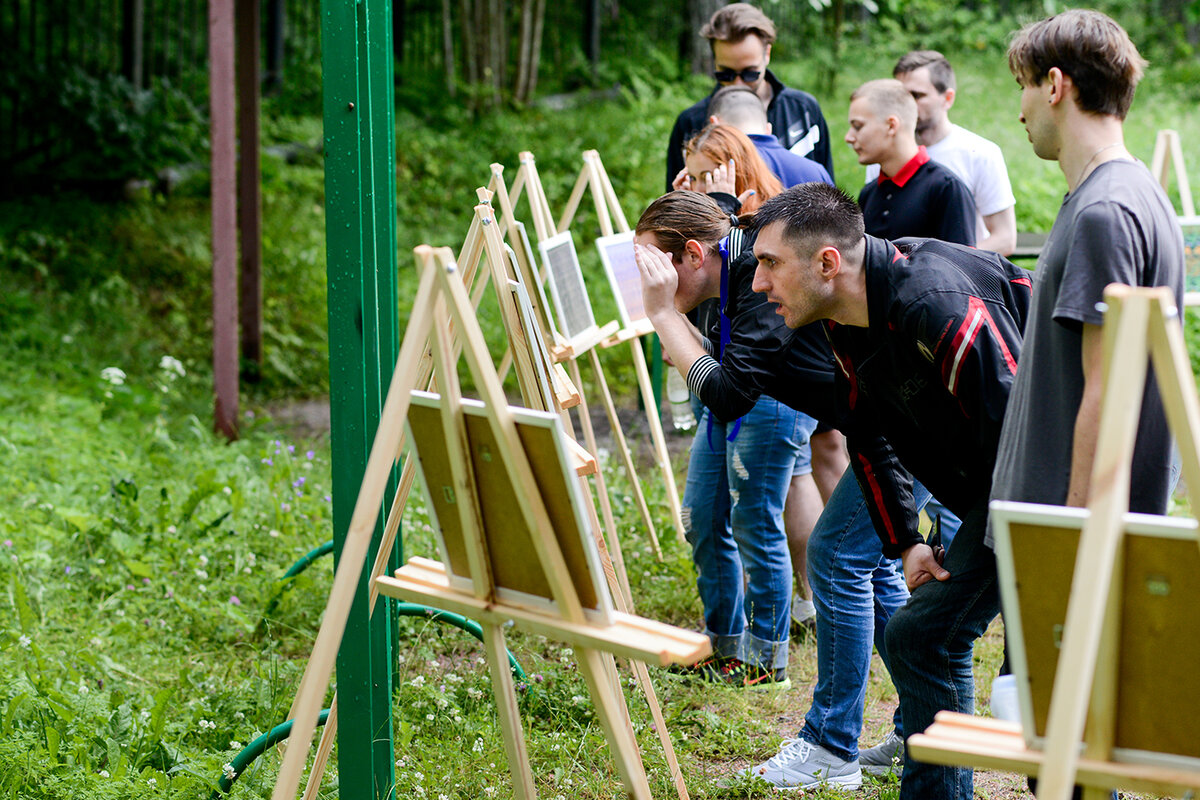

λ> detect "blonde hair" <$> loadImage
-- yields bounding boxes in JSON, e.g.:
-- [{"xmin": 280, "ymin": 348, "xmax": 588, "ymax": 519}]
[{"xmin": 849, "ymin": 79, "xmax": 917, "ymax": 134}]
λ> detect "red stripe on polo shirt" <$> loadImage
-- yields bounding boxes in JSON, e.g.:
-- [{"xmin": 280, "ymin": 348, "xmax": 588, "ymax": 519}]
[{"xmin": 877, "ymin": 146, "xmax": 930, "ymax": 188}]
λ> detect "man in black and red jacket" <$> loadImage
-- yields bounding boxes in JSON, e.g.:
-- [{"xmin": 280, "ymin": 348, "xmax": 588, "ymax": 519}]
[{"xmin": 742, "ymin": 182, "xmax": 1031, "ymax": 799}]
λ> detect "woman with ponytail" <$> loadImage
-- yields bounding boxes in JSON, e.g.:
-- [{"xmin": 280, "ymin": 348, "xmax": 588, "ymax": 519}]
[{"xmin": 633, "ymin": 189, "xmax": 834, "ymax": 688}]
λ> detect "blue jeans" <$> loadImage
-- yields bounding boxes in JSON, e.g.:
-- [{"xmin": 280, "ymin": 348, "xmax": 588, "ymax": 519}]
[
  {"xmin": 799, "ymin": 471, "xmax": 930, "ymax": 760},
  {"xmin": 682, "ymin": 396, "xmax": 815, "ymax": 669},
  {"xmin": 884, "ymin": 496, "xmax": 1001, "ymax": 800}
]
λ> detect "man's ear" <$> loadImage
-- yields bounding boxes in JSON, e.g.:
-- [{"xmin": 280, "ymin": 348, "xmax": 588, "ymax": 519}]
[
  {"xmin": 1046, "ymin": 67, "xmax": 1068, "ymax": 106},
  {"xmin": 709, "ymin": 114, "xmax": 721, "ymax": 125},
  {"xmin": 886, "ymin": 114, "xmax": 901, "ymax": 136},
  {"xmin": 763, "ymin": 42, "xmax": 772, "ymax": 65},
  {"xmin": 683, "ymin": 239, "xmax": 707, "ymax": 269},
  {"xmin": 943, "ymin": 87, "xmax": 956, "ymax": 110},
  {"xmin": 764, "ymin": 121, "xmax": 773, "ymax": 136},
  {"xmin": 818, "ymin": 246, "xmax": 842, "ymax": 280}
]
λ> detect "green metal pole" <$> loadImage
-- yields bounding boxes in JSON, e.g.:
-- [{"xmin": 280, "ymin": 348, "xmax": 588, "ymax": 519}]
[{"xmin": 322, "ymin": 0, "xmax": 398, "ymax": 796}]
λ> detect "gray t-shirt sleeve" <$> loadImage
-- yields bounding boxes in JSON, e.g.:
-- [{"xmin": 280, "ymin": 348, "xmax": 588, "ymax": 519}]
[{"xmin": 1053, "ymin": 201, "xmax": 1143, "ymax": 328}]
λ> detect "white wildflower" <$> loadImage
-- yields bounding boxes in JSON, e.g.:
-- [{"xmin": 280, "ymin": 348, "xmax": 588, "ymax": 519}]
[
  {"xmin": 18, "ymin": 634, "xmax": 31, "ymax": 648},
  {"xmin": 101, "ymin": 367, "xmax": 126, "ymax": 386},
  {"xmin": 159, "ymin": 356, "xmax": 186, "ymax": 377}
]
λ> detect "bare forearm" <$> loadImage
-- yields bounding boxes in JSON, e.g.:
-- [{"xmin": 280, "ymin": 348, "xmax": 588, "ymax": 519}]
[
  {"xmin": 650, "ymin": 309, "xmax": 708, "ymax": 382},
  {"xmin": 979, "ymin": 207, "xmax": 1017, "ymax": 257},
  {"xmin": 1066, "ymin": 323, "xmax": 1106, "ymax": 506}
]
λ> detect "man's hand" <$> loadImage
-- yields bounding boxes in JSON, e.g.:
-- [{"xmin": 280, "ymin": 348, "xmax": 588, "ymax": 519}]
[
  {"xmin": 901, "ymin": 542, "xmax": 951, "ymax": 591},
  {"xmin": 634, "ymin": 242, "xmax": 680, "ymax": 321}
]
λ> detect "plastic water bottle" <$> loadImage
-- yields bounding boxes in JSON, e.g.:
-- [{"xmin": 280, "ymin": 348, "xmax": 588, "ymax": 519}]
[
  {"xmin": 667, "ymin": 369, "xmax": 696, "ymax": 431},
  {"xmin": 990, "ymin": 674, "xmax": 1021, "ymax": 725}
]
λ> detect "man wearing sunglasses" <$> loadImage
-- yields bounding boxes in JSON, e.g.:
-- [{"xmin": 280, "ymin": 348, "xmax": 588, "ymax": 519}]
[{"xmin": 665, "ymin": 3, "xmax": 834, "ymax": 192}]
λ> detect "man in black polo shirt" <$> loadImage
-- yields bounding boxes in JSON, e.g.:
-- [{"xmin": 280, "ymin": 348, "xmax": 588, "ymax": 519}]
[
  {"xmin": 666, "ymin": 3, "xmax": 833, "ymax": 192},
  {"xmin": 846, "ymin": 79, "xmax": 975, "ymax": 246}
]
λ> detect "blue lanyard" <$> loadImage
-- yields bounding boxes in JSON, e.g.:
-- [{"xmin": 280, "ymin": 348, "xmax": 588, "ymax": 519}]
[{"xmin": 707, "ymin": 235, "xmax": 742, "ymax": 450}]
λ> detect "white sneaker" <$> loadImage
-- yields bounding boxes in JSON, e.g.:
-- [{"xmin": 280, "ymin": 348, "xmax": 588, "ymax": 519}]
[
  {"xmin": 737, "ymin": 738, "xmax": 862, "ymax": 790},
  {"xmin": 791, "ymin": 594, "xmax": 815, "ymax": 628},
  {"xmin": 858, "ymin": 729, "xmax": 904, "ymax": 777}
]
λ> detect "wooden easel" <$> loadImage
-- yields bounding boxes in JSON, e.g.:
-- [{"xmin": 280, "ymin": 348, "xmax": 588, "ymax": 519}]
[
  {"xmin": 507, "ymin": 150, "xmax": 686, "ymax": 544},
  {"xmin": 495, "ymin": 154, "xmax": 672, "ymax": 558},
  {"xmin": 274, "ymin": 246, "xmax": 706, "ymax": 800},
  {"xmin": 280, "ymin": 203, "xmax": 593, "ymax": 800},
  {"xmin": 1150, "ymin": 129, "xmax": 1196, "ymax": 217},
  {"xmin": 908, "ymin": 284, "xmax": 1200, "ymax": 799}
]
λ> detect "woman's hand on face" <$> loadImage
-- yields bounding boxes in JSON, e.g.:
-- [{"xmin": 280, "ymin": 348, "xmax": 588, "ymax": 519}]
[
  {"xmin": 701, "ymin": 159, "xmax": 737, "ymax": 196},
  {"xmin": 634, "ymin": 242, "xmax": 680, "ymax": 321},
  {"xmin": 671, "ymin": 167, "xmax": 691, "ymax": 192}
]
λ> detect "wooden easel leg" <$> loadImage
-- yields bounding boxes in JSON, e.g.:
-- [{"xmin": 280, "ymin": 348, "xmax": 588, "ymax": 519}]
[
  {"xmin": 580, "ymin": 473, "xmax": 635, "ymax": 610},
  {"xmin": 628, "ymin": 658, "xmax": 690, "ymax": 800},
  {"xmin": 579, "ymin": 477, "xmax": 689, "ymax": 800},
  {"xmin": 629, "ymin": 340, "xmax": 685, "ymax": 541},
  {"xmin": 1147, "ymin": 298, "xmax": 1200, "ymax": 523},
  {"xmin": 1036, "ymin": 291, "xmax": 1151, "ymax": 800},
  {"xmin": 576, "ymin": 648, "xmax": 652, "ymax": 800},
  {"xmin": 300, "ymin": 696, "xmax": 338, "ymax": 800},
  {"xmin": 586, "ymin": 348, "xmax": 663, "ymax": 560},
  {"xmin": 482, "ymin": 622, "xmax": 539, "ymax": 800},
  {"xmin": 568, "ymin": 358, "xmax": 627, "ymax": 580}
]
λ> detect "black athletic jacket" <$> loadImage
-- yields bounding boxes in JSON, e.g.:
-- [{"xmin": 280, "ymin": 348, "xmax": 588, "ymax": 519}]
[
  {"xmin": 829, "ymin": 236, "xmax": 1032, "ymax": 558},
  {"xmin": 666, "ymin": 70, "xmax": 833, "ymax": 191},
  {"xmin": 685, "ymin": 222, "xmax": 838, "ymax": 425}
]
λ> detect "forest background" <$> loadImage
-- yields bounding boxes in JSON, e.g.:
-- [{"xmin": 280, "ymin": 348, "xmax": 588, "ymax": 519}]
[{"xmin": 1, "ymin": 1, "xmax": 1200, "ymax": 798}]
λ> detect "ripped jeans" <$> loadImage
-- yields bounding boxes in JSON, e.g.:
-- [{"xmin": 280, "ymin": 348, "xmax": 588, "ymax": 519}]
[{"xmin": 682, "ymin": 396, "xmax": 815, "ymax": 669}]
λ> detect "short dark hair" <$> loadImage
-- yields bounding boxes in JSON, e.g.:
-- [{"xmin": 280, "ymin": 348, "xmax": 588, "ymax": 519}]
[
  {"xmin": 700, "ymin": 3, "xmax": 776, "ymax": 46},
  {"xmin": 894, "ymin": 50, "xmax": 956, "ymax": 93},
  {"xmin": 1007, "ymin": 9, "xmax": 1147, "ymax": 119},
  {"xmin": 752, "ymin": 183, "xmax": 865, "ymax": 257}
]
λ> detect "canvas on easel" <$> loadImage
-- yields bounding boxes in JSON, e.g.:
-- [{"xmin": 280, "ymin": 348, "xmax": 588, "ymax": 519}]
[
  {"xmin": 597, "ymin": 229, "xmax": 653, "ymax": 335},
  {"xmin": 907, "ymin": 284, "xmax": 1200, "ymax": 800},
  {"xmin": 990, "ymin": 501, "xmax": 1200, "ymax": 769},
  {"xmin": 538, "ymin": 229, "xmax": 600, "ymax": 347}
]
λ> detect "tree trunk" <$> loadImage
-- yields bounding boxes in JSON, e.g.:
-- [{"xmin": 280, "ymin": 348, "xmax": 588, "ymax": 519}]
[
  {"xmin": 515, "ymin": 0, "xmax": 534, "ymax": 103},
  {"xmin": 685, "ymin": 0, "xmax": 721, "ymax": 76},
  {"xmin": 584, "ymin": 0, "xmax": 600, "ymax": 77},
  {"xmin": 526, "ymin": 0, "xmax": 545, "ymax": 98},
  {"xmin": 442, "ymin": 0, "xmax": 456, "ymax": 96},
  {"xmin": 461, "ymin": 0, "xmax": 478, "ymax": 89}
]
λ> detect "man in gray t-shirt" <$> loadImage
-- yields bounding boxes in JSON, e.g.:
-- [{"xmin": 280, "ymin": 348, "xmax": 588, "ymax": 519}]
[
  {"xmin": 989, "ymin": 159, "xmax": 1183, "ymax": 516},
  {"xmin": 883, "ymin": 11, "xmax": 1183, "ymax": 800},
  {"xmin": 991, "ymin": 11, "xmax": 1184, "ymax": 518}
]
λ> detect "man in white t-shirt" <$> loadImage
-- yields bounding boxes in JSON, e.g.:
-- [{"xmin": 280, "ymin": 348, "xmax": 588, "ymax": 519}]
[{"xmin": 865, "ymin": 51, "xmax": 1017, "ymax": 256}]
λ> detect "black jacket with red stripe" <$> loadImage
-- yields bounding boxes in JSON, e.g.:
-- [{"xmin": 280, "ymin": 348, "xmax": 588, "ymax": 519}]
[{"xmin": 829, "ymin": 235, "xmax": 1032, "ymax": 558}]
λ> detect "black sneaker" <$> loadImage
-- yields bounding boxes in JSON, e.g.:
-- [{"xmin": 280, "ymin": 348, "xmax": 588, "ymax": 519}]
[{"xmin": 667, "ymin": 653, "xmax": 726, "ymax": 677}]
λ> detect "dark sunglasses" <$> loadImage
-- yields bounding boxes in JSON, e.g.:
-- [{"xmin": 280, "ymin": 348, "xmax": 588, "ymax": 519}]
[{"xmin": 713, "ymin": 66, "xmax": 763, "ymax": 84}]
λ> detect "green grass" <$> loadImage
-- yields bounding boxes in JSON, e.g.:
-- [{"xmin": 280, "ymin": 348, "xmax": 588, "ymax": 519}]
[{"xmin": 2, "ymin": 36, "xmax": 1198, "ymax": 799}]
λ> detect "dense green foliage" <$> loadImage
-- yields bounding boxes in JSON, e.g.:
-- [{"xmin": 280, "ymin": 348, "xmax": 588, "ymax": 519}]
[{"xmin": 2, "ymin": 18, "xmax": 1199, "ymax": 797}]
